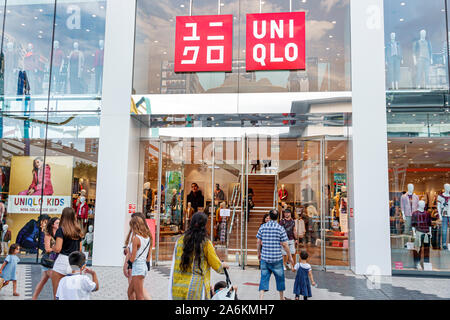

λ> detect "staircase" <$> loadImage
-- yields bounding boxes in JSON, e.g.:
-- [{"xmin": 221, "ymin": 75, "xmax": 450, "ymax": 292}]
[{"xmin": 228, "ymin": 175, "xmax": 276, "ymax": 258}]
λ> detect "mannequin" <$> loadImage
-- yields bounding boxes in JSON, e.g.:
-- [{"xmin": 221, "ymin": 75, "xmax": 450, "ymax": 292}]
[
  {"xmin": 437, "ymin": 183, "xmax": 450, "ymax": 249},
  {"xmin": 143, "ymin": 182, "xmax": 153, "ymax": 216},
  {"xmin": 400, "ymin": 184, "xmax": 419, "ymax": 234},
  {"xmin": 94, "ymin": 39, "xmax": 104, "ymax": 94},
  {"xmin": 24, "ymin": 43, "xmax": 38, "ymax": 94},
  {"xmin": 0, "ymin": 224, "xmax": 10, "ymax": 256},
  {"xmin": 412, "ymin": 200, "xmax": 432, "ymax": 270},
  {"xmin": 68, "ymin": 42, "xmax": 85, "ymax": 94},
  {"xmin": 52, "ymin": 41, "xmax": 65, "ymax": 94},
  {"xmin": 214, "ymin": 184, "xmax": 225, "ymax": 202},
  {"xmin": 386, "ymin": 32, "xmax": 403, "ymax": 90},
  {"xmin": 76, "ymin": 195, "xmax": 89, "ymax": 232},
  {"xmin": 185, "ymin": 202, "xmax": 194, "ymax": 230},
  {"xmin": 278, "ymin": 184, "xmax": 288, "ymax": 201},
  {"xmin": 82, "ymin": 225, "xmax": 94, "ymax": 257},
  {"xmin": 302, "ymin": 184, "xmax": 315, "ymax": 203},
  {"xmin": 4, "ymin": 41, "xmax": 18, "ymax": 95},
  {"xmin": 339, "ymin": 186, "xmax": 348, "ymax": 232},
  {"xmin": 413, "ymin": 30, "xmax": 432, "ymax": 89}
]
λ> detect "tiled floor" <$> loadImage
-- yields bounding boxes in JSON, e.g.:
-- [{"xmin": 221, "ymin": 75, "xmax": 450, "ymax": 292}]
[{"xmin": 8, "ymin": 262, "xmax": 450, "ymax": 300}]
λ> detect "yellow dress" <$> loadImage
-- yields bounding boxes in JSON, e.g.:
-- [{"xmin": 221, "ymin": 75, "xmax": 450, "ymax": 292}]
[{"xmin": 170, "ymin": 235, "xmax": 223, "ymax": 300}]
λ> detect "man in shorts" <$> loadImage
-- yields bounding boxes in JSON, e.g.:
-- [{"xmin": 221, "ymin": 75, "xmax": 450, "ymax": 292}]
[
  {"xmin": 256, "ymin": 209, "xmax": 295, "ymax": 300},
  {"xmin": 279, "ymin": 208, "xmax": 297, "ymax": 270}
]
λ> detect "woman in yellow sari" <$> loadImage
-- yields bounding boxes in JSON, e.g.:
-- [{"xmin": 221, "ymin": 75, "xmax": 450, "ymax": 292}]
[{"xmin": 169, "ymin": 212, "xmax": 228, "ymax": 300}]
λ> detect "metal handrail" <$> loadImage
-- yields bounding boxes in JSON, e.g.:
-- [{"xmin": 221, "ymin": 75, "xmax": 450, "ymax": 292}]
[{"xmin": 228, "ymin": 182, "xmax": 241, "ymax": 236}]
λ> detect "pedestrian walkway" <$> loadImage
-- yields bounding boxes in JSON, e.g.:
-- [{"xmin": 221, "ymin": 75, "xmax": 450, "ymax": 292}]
[{"xmin": 3, "ymin": 263, "xmax": 449, "ymax": 300}]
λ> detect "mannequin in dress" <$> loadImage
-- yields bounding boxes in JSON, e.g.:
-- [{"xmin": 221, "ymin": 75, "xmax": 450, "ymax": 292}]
[
  {"xmin": 68, "ymin": 42, "xmax": 85, "ymax": 94},
  {"xmin": 184, "ymin": 202, "xmax": 194, "ymax": 230},
  {"xmin": 413, "ymin": 30, "xmax": 432, "ymax": 89},
  {"xmin": 400, "ymin": 184, "xmax": 419, "ymax": 234},
  {"xmin": 437, "ymin": 183, "xmax": 450, "ymax": 249},
  {"xmin": 412, "ymin": 200, "xmax": 432, "ymax": 270},
  {"xmin": 76, "ymin": 195, "xmax": 89, "ymax": 233},
  {"xmin": 278, "ymin": 184, "xmax": 288, "ymax": 201}
]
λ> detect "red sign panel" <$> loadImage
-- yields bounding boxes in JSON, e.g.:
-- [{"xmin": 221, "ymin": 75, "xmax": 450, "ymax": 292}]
[
  {"xmin": 246, "ymin": 12, "xmax": 306, "ymax": 71},
  {"xmin": 174, "ymin": 15, "xmax": 233, "ymax": 72}
]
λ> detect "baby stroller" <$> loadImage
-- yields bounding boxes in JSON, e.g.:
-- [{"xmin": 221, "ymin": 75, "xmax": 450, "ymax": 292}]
[{"xmin": 211, "ymin": 269, "xmax": 238, "ymax": 300}]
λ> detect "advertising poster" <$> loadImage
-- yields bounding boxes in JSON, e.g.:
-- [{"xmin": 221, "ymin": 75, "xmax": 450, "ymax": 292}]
[{"xmin": 8, "ymin": 156, "xmax": 73, "ymax": 214}]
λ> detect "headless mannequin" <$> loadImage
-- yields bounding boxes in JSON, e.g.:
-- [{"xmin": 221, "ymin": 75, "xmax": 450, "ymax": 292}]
[
  {"xmin": 185, "ymin": 202, "xmax": 194, "ymax": 230},
  {"xmin": 68, "ymin": 42, "xmax": 85, "ymax": 94},
  {"xmin": 24, "ymin": 43, "xmax": 38, "ymax": 94},
  {"xmin": 279, "ymin": 184, "xmax": 288, "ymax": 201},
  {"xmin": 437, "ymin": 183, "xmax": 450, "ymax": 249},
  {"xmin": 5, "ymin": 42, "xmax": 18, "ymax": 95},
  {"xmin": 401, "ymin": 184, "xmax": 419, "ymax": 234},
  {"xmin": 53, "ymin": 41, "xmax": 65, "ymax": 94},
  {"xmin": 94, "ymin": 40, "xmax": 104, "ymax": 94},
  {"xmin": 413, "ymin": 30, "xmax": 432, "ymax": 89},
  {"xmin": 412, "ymin": 200, "xmax": 431, "ymax": 270},
  {"xmin": 386, "ymin": 32, "xmax": 403, "ymax": 90}
]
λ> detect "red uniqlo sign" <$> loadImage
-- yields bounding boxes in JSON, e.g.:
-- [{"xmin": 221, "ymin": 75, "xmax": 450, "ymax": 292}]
[
  {"xmin": 246, "ymin": 12, "xmax": 306, "ymax": 71},
  {"xmin": 174, "ymin": 15, "xmax": 233, "ymax": 72}
]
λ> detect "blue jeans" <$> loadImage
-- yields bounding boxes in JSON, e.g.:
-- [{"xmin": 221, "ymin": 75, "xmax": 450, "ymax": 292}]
[
  {"xmin": 442, "ymin": 216, "xmax": 449, "ymax": 249},
  {"xmin": 259, "ymin": 260, "xmax": 285, "ymax": 292}
]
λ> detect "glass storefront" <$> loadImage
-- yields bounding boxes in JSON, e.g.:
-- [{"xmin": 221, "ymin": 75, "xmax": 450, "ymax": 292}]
[
  {"xmin": 133, "ymin": 0, "xmax": 351, "ymax": 95},
  {"xmin": 0, "ymin": 0, "xmax": 106, "ymax": 261},
  {"xmin": 138, "ymin": 130, "xmax": 350, "ymax": 269}
]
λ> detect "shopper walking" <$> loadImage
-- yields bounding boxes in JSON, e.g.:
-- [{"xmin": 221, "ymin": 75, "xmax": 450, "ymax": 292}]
[
  {"xmin": 51, "ymin": 207, "xmax": 83, "ymax": 299},
  {"xmin": 257, "ymin": 209, "xmax": 295, "ymax": 300},
  {"xmin": 0, "ymin": 243, "xmax": 20, "ymax": 296},
  {"xmin": 127, "ymin": 215, "xmax": 152, "ymax": 300},
  {"xmin": 32, "ymin": 217, "xmax": 60, "ymax": 300},
  {"xmin": 169, "ymin": 212, "xmax": 228, "ymax": 300},
  {"xmin": 279, "ymin": 208, "xmax": 297, "ymax": 270},
  {"xmin": 123, "ymin": 212, "xmax": 152, "ymax": 300}
]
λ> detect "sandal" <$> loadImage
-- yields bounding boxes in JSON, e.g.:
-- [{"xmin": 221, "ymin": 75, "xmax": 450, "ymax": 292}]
[{"xmin": 13, "ymin": 292, "xmax": 19, "ymax": 296}]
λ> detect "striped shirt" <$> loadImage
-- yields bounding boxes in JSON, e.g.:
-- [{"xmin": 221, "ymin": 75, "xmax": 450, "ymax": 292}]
[{"xmin": 256, "ymin": 221, "xmax": 289, "ymax": 263}]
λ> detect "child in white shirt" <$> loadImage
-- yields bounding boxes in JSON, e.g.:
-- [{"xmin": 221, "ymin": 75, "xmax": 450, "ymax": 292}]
[{"xmin": 56, "ymin": 251, "xmax": 99, "ymax": 300}]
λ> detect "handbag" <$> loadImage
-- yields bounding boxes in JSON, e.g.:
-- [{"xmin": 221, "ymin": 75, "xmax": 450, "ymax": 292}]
[{"xmin": 41, "ymin": 252, "xmax": 57, "ymax": 269}]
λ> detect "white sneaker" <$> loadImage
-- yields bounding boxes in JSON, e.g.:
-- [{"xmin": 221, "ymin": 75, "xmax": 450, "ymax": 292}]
[
  {"xmin": 416, "ymin": 263, "xmax": 422, "ymax": 270},
  {"xmin": 283, "ymin": 265, "xmax": 286, "ymax": 271}
]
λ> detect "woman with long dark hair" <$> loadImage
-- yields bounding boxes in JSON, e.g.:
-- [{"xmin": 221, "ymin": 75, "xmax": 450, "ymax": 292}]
[
  {"xmin": 169, "ymin": 212, "xmax": 228, "ymax": 300},
  {"xmin": 51, "ymin": 207, "xmax": 83, "ymax": 299},
  {"xmin": 32, "ymin": 217, "xmax": 60, "ymax": 300}
]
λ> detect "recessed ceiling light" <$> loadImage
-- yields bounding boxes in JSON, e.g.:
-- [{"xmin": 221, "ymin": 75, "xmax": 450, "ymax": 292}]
[
  {"xmin": 401, "ymin": 2, "xmax": 406, "ymax": 5},
  {"xmin": 399, "ymin": 18, "xmax": 404, "ymax": 22}
]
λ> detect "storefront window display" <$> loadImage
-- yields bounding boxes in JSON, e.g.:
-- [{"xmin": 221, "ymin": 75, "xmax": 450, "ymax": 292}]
[
  {"xmin": 389, "ymin": 138, "xmax": 450, "ymax": 272},
  {"xmin": 384, "ymin": 0, "xmax": 449, "ymax": 90},
  {"xmin": 0, "ymin": 0, "xmax": 106, "ymax": 113},
  {"xmin": 133, "ymin": 0, "xmax": 351, "ymax": 94},
  {"xmin": 0, "ymin": 112, "xmax": 100, "ymax": 261}
]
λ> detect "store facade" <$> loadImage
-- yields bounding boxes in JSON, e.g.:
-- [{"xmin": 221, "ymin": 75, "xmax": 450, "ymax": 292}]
[{"xmin": 0, "ymin": 0, "xmax": 447, "ymax": 276}]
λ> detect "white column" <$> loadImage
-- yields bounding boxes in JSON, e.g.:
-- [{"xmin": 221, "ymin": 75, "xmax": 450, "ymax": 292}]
[
  {"xmin": 92, "ymin": 0, "xmax": 139, "ymax": 267},
  {"xmin": 348, "ymin": 0, "xmax": 391, "ymax": 275}
]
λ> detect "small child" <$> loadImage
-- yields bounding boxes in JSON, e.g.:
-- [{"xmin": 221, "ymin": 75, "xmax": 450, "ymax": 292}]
[
  {"xmin": 0, "ymin": 243, "xmax": 20, "ymax": 296},
  {"xmin": 56, "ymin": 251, "xmax": 99, "ymax": 300},
  {"xmin": 293, "ymin": 250, "xmax": 316, "ymax": 300}
]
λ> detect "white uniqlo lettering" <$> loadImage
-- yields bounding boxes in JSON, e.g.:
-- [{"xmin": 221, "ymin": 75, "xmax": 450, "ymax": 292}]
[
  {"xmin": 285, "ymin": 43, "xmax": 298, "ymax": 61},
  {"xmin": 207, "ymin": 22, "xmax": 224, "ymax": 40},
  {"xmin": 207, "ymin": 46, "xmax": 224, "ymax": 64},
  {"xmin": 270, "ymin": 20, "xmax": 283, "ymax": 38},
  {"xmin": 253, "ymin": 20, "xmax": 266, "ymax": 39},
  {"xmin": 181, "ymin": 46, "xmax": 199, "ymax": 64},
  {"xmin": 289, "ymin": 19, "xmax": 294, "ymax": 38},
  {"xmin": 183, "ymin": 23, "xmax": 200, "ymax": 41},
  {"xmin": 253, "ymin": 44, "xmax": 266, "ymax": 66}
]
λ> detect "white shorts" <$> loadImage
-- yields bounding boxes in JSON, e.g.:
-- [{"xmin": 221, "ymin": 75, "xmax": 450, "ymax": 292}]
[
  {"xmin": 282, "ymin": 240, "xmax": 296, "ymax": 255},
  {"xmin": 52, "ymin": 254, "xmax": 71, "ymax": 275}
]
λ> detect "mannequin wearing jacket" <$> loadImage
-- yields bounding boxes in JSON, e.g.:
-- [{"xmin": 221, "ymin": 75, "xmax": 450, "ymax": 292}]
[
  {"xmin": 412, "ymin": 200, "xmax": 431, "ymax": 270},
  {"xmin": 19, "ymin": 158, "xmax": 54, "ymax": 196},
  {"xmin": 77, "ymin": 196, "xmax": 89, "ymax": 232},
  {"xmin": 400, "ymin": 184, "xmax": 419, "ymax": 234},
  {"xmin": 437, "ymin": 183, "xmax": 450, "ymax": 249},
  {"xmin": 386, "ymin": 32, "xmax": 403, "ymax": 90}
]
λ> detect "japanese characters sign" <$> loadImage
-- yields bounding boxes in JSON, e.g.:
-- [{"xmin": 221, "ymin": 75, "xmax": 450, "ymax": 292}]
[
  {"xmin": 174, "ymin": 14, "xmax": 233, "ymax": 72},
  {"xmin": 246, "ymin": 12, "xmax": 306, "ymax": 71}
]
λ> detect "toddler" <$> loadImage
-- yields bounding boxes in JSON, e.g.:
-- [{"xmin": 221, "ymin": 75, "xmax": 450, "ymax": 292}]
[
  {"xmin": 0, "ymin": 243, "xmax": 20, "ymax": 296},
  {"xmin": 293, "ymin": 250, "xmax": 316, "ymax": 300}
]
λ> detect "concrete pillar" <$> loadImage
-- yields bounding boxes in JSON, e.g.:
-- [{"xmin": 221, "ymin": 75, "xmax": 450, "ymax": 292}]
[
  {"xmin": 348, "ymin": 0, "xmax": 391, "ymax": 275},
  {"xmin": 92, "ymin": 0, "xmax": 139, "ymax": 267}
]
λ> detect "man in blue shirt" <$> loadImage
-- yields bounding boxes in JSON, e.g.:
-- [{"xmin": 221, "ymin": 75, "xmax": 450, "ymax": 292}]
[{"xmin": 257, "ymin": 209, "xmax": 295, "ymax": 300}]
